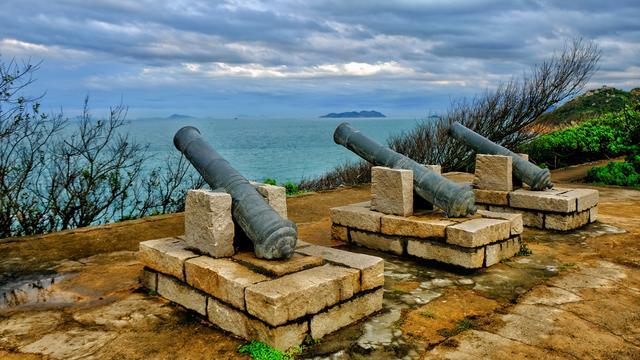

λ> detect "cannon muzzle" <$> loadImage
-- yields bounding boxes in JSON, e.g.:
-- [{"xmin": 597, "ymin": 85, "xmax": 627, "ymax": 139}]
[
  {"xmin": 174, "ymin": 126, "xmax": 296, "ymax": 259},
  {"xmin": 448, "ymin": 122, "xmax": 553, "ymax": 190},
  {"xmin": 334, "ymin": 122, "xmax": 476, "ymax": 217}
]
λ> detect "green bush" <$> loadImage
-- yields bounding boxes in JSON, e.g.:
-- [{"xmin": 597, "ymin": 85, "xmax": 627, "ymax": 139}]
[
  {"xmin": 238, "ymin": 341, "xmax": 290, "ymax": 360},
  {"xmin": 522, "ymin": 105, "xmax": 640, "ymax": 169},
  {"xmin": 587, "ymin": 161, "xmax": 640, "ymax": 188}
]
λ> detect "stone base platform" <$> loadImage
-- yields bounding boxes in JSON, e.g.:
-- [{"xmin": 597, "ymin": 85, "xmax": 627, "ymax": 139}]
[
  {"xmin": 474, "ymin": 188, "xmax": 598, "ymax": 231},
  {"xmin": 138, "ymin": 237, "xmax": 384, "ymax": 351},
  {"xmin": 331, "ymin": 202, "xmax": 523, "ymax": 269}
]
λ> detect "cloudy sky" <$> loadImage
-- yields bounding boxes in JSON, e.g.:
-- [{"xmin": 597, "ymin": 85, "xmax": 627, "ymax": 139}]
[{"xmin": 1, "ymin": 0, "xmax": 639, "ymax": 118}]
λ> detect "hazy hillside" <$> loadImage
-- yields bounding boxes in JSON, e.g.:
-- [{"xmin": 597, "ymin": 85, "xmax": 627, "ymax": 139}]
[{"xmin": 537, "ymin": 86, "xmax": 639, "ymax": 127}]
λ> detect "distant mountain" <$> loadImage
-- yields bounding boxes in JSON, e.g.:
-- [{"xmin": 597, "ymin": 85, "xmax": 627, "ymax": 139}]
[
  {"xmin": 167, "ymin": 114, "xmax": 194, "ymax": 120},
  {"xmin": 320, "ymin": 110, "xmax": 386, "ymax": 118},
  {"xmin": 536, "ymin": 86, "xmax": 639, "ymax": 127}
]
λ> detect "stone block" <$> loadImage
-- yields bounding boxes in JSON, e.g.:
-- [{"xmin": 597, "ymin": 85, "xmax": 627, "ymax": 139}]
[
  {"xmin": 371, "ymin": 166, "xmax": 413, "ymax": 216},
  {"xmin": 589, "ymin": 206, "xmax": 598, "ymax": 223},
  {"xmin": 474, "ymin": 154, "xmax": 513, "ymax": 191},
  {"xmin": 477, "ymin": 209, "xmax": 523, "ymax": 235},
  {"xmin": 310, "ymin": 288, "xmax": 383, "ymax": 339},
  {"xmin": 509, "ymin": 188, "xmax": 576, "ymax": 213},
  {"xmin": 446, "ymin": 218, "xmax": 511, "ymax": 247},
  {"xmin": 350, "ymin": 230, "xmax": 404, "ymax": 255},
  {"xmin": 245, "ymin": 264, "xmax": 360, "ymax": 326},
  {"xmin": 296, "ymin": 245, "xmax": 384, "ymax": 291},
  {"xmin": 485, "ymin": 237, "xmax": 520, "ymax": 266},
  {"xmin": 474, "ymin": 189, "xmax": 510, "ymax": 205},
  {"xmin": 381, "ymin": 214, "xmax": 453, "ymax": 238},
  {"xmin": 517, "ymin": 153, "xmax": 529, "ymax": 161},
  {"xmin": 185, "ymin": 257, "xmax": 268, "ymax": 310},
  {"xmin": 493, "ymin": 207, "xmax": 544, "ymax": 229},
  {"xmin": 233, "ymin": 252, "xmax": 324, "ymax": 277},
  {"xmin": 562, "ymin": 189, "xmax": 599, "ymax": 212},
  {"xmin": 252, "ymin": 182, "xmax": 288, "ymax": 219},
  {"xmin": 331, "ymin": 224, "xmax": 349, "ymax": 242},
  {"xmin": 545, "ymin": 210, "xmax": 590, "ymax": 231},
  {"xmin": 424, "ymin": 164, "xmax": 442, "ymax": 174},
  {"xmin": 138, "ymin": 237, "xmax": 199, "ymax": 280},
  {"xmin": 207, "ymin": 296, "xmax": 308, "ymax": 351},
  {"xmin": 139, "ymin": 268, "xmax": 157, "ymax": 291},
  {"xmin": 295, "ymin": 240, "xmax": 312, "ymax": 248},
  {"xmin": 407, "ymin": 240, "xmax": 484, "ymax": 269},
  {"xmin": 184, "ymin": 189, "xmax": 235, "ymax": 258},
  {"xmin": 157, "ymin": 273, "xmax": 206, "ymax": 316},
  {"xmin": 330, "ymin": 202, "xmax": 383, "ymax": 232}
]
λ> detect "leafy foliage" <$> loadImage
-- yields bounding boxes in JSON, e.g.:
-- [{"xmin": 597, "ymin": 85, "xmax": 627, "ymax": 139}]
[
  {"xmin": 521, "ymin": 104, "xmax": 640, "ymax": 169},
  {"xmin": 238, "ymin": 341, "xmax": 291, "ymax": 360},
  {"xmin": 587, "ymin": 147, "xmax": 640, "ymax": 188}
]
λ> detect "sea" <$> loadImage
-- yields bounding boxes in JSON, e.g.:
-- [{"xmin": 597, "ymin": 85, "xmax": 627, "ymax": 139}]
[{"xmin": 127, "ymin": 117, "xmax": 425, "ymax": 183}]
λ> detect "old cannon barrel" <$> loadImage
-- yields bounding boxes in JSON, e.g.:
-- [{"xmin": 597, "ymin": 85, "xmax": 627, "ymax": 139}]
[
  {"xmin": 174, "ymin": 126, "xmax": 296, "ymax": 259},
  {"xmin": 448, "ymin": 122, "xmax": 553, "ymax": 190},
  {"xmin": 334, "ymin": 122, "xmax": 476, "ymax": 217}
]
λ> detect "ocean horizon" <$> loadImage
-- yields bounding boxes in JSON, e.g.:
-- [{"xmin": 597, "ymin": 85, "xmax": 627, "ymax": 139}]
[{"xmin": 126, "ymin": 116, "xmax": 427, "ymax": 183}]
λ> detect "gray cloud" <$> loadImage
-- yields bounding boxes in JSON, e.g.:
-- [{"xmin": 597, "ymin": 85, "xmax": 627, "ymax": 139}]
[{"xmin": 0, "ymin": 0, "xmax": 638, "ymax": 116}]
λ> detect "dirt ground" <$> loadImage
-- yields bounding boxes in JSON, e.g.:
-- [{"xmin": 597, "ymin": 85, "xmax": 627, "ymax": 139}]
[{"xmin": 1, "ymin": 165, "xmax": 640, "ymax": 359}]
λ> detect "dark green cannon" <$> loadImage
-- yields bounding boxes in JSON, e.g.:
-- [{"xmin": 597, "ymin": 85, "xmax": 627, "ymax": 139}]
[
  {"xmin": 174, "ymin": 126, "xmax": 296, "ymax": 259},
  {"xmin": 448, "ymin": 122, "xmax": 553, "ymax": 190},
  {"xmin": 334, "ymin": 122, "xmax": 476, "ymax": 217}
]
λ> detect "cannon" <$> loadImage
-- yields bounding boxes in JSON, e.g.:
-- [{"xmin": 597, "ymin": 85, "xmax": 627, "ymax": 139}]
[
  {"xmin": 174, "ymin": 126, "xmax": 297, "ymax": 259},
  {"xmin": 334, "ymin": 122, "xmax": 476, "ymax": 217},
  {"xmin": 448, "ymin": 122, "xmax": 553, "ymax": 190}
]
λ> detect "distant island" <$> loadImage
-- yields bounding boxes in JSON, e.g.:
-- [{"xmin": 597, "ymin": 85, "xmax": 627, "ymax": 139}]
[
  {"xmin": 320, "ymin": 110, "xmax": 386, "ymax": 118},
  {"xmin": 167, "ymin": 114, "xmax": 194, "ymax": 120}
]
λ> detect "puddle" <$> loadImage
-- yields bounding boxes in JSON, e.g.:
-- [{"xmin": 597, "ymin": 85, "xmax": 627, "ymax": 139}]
[{"xmin": 0, "ymin": 272, "xmax": 76, "ymax": 310}]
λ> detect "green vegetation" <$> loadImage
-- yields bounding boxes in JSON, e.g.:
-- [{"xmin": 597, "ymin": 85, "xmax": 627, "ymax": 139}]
[
  {"xmin": 437, "ymin": 317, "xmax": 475, "ymax": 337},
  {"xmin": 420, "ymin": 310, "xmax": 437, "ymax": 319},
  {"xmin": 587, "ymin": 149, "xmax": 640, "ymax": 188},
  {"xmin": 522, "ymin": 104, "xmax": 640, "ymax": 169},
  {"xmin": 517, "ymin": 240, "xmax": 533, "ymax": 257},
  {"xmin": 262, "ymin": 178, "xmax": 307, "ymax": 196},
  {"xmin": 238, "ymin": 341, "xmax": 291, "ymax": 360},
  {"xmin": 537, "ymin": 87, "xmax": 640, "ymax": 127}
]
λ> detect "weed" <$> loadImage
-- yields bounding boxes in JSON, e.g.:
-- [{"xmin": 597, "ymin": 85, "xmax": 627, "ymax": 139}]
[
  {"xmin": 263, "ymin": 178, "xmax": 277, "ymax": 186},
  {"xmin": 437, "ymin": 318, "xmax": 475, "ymax": 338},
  {"xmin": 147, "ymin": 289, "xmax": 158, "ymax": 296},
  {"xmin": 517, "ymin": 240, "xmax": 533, "ymax": 256},
  {"xmin": 238, "ymin": 341, "xmax": 291, "ymax": 360},
  {"xmin": 420, "ymin": 310, "xmax": 437, "ymax": 319}
]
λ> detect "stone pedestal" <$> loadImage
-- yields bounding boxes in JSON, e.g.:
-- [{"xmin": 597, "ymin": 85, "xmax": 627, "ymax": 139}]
[
  {"xmin": 331, "ymin": 201, "xmax": 522, "ymax": 269},
  {"xmin": 474, "ymin": 187, "xmax": 599, "ymax": 231},
  {"xmin": 139, "ymin": 239, "xmax": 383, "ymax": 350},
  {"xmin": 472, "ymin": 154, "xmax": 599, "ymax": 231},
  {"xmin": 371, "ymin": 166, "xmax": 413, "ymax": 216},
  {"xmin": 140, "ymin": 184, "xmax": 383, "ymax": 351}
]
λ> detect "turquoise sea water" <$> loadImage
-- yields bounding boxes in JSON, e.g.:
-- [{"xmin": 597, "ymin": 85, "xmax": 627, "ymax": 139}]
[{"xmin": 127, "ymin": 117, "xmax": 423, "ymax": 183}]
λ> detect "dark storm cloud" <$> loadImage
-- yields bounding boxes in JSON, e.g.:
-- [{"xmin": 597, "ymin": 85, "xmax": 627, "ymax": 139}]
[{"xmin": 0, "ymin": 0, "xmax": 638, "ymax": 116}]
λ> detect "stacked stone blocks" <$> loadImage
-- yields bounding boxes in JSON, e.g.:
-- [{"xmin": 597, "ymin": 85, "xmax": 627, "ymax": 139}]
[
  {"xmin": 331, "ymin": 202, "xmax": 523, "ymax": 269},
  {"xmin": 140, "ymin": 186, "xmax": 383, "ymax": 351},
  {"xmin": 330, "ymin": 166, "xmax": 523, "ymax": 269},
  {"xmin": 473, "ymin": 154, "xmax": 598, "ymax": 231}
]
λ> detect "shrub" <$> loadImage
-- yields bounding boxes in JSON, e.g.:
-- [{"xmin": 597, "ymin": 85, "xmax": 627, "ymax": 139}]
[
  {"xmin": 587, "ymin": 162, "xmax": 640, "ymax": 188},
  {"xmin": 521, "ymin": 104, "xmax": 640, "ymax": 169}
]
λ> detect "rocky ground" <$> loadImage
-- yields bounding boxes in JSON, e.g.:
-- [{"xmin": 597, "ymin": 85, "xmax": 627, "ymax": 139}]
[{"xmin": 1, "ymin": 165, "xmax": 640, "ymax": 359}]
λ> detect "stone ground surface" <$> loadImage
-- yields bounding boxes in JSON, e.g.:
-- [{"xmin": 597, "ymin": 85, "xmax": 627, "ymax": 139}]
[{"xmin": 2, "ymin": 164, "xmax": 640, "ymax": 359}]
